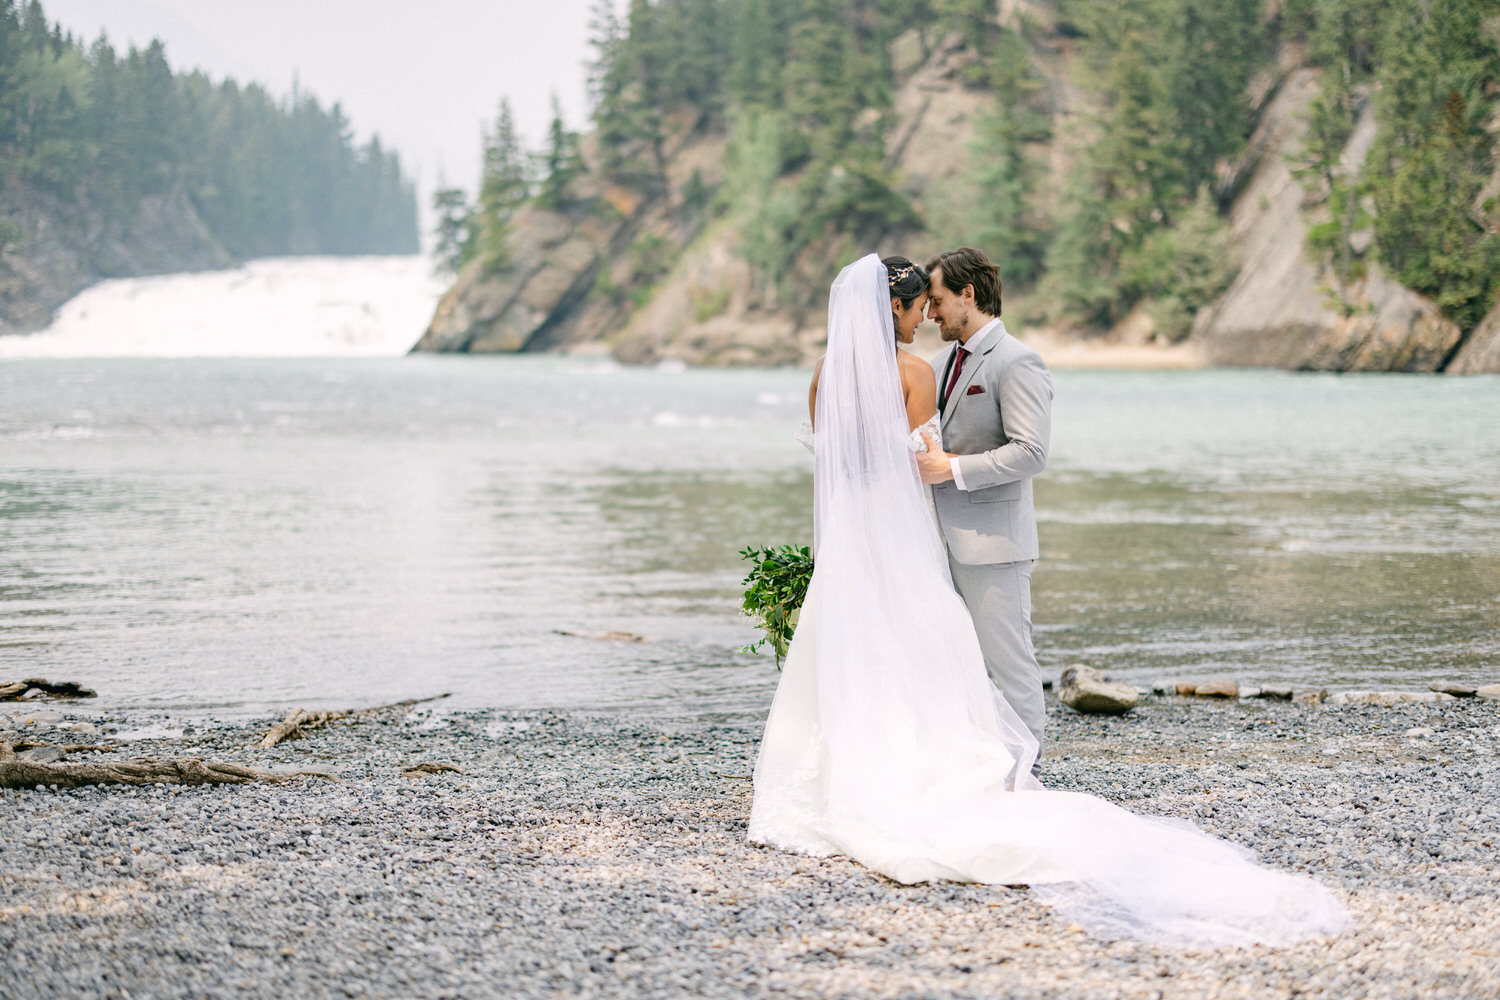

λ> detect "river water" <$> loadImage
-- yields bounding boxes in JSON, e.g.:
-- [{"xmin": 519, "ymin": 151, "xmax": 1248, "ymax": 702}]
[
  {"xmin": 2, "ymin": 258, "xmax": 1498, "ymax": 716},
  {"xmin": 3, "ymin": 353, "xmax": 1497, "ymax": 719}
]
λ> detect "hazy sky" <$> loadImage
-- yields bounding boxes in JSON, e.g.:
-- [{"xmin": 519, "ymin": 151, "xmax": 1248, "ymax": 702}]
[{"xmin": 43, "ymin": 0, "xmax": 598, "ymax": 242}]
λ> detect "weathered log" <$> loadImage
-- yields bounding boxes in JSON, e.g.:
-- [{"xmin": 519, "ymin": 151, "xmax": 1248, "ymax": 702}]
[
  {"xmin": 9, "ymin": 742, "xmax": 113, "ymax": 755},
  {"xmin": 0, "ymin": 678, "xmax": 97, "ymax": 701},
  {"xmin": 401, "ymin": 761, "xmax": 462, "ymax": 777},
  {"xmin": 0, "ymin": 755, "xmax": 337, "ymax": 789},
  {"xmin": 256, "ymin": 708, "xmax": 342, "ymax": 749},
  {"xmin": 254, "ymin": 693, "xmax": 451, "ymax": 748}
]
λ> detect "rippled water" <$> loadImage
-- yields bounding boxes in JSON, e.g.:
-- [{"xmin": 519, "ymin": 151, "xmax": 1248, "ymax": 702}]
[{"xmin": 1, "ymin": 357, "xmax": 1496, "ymax": 718}]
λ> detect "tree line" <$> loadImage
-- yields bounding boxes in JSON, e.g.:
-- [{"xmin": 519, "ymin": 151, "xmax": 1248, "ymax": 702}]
[
  {"xmin": 442, "ymin": 0, "xmax": 1496, "ymax": 336},
  {"xmin": 0, "ymin": 0, "xmax": 418, "ymax": 260},
  {"xmin": 1286, "ymin": 0, "xmax": 1498, "ymax": 331}
]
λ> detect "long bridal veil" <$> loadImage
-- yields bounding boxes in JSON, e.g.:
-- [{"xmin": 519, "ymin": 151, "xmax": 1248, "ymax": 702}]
[{"xmin": 748, "ymin": 253, "xmax": 1348, "ymax": 948}]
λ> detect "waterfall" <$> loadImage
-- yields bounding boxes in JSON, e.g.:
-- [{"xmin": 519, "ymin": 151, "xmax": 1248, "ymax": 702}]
[{"xmin": 0, "ymin": 255, "xmax": 446, "ymax": 358}]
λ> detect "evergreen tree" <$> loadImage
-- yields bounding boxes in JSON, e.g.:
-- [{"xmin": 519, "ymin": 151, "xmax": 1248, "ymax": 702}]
[
  {"xmin": 535, "ymin": 93, "xmax": 585, "ymax": 211},
  {"xmin": 1120, "ymin": 186, "xmax": 1235, "ymax": 340},
  {"xmin": 1158, "ymin": 0, "xmax": 1262, "ymax": 197},
  {"xmin": 721, "ymin": 108, "xmax": 798, "ymax": 302},
  {"xmin": 586, "ymin": 0, "xmax": 633, "ymax": 166},
  {"xmin": 0, "ymin": 0, "xmax": 418, "ymax": 257},
  {"xmin": 475, "ymin": 98, "xmax": 529, "ymax": 269},
  {"xmin": 431, "ymin": 184, "xmax": 475, "ymax": 274},
  {"xmin": 964, "ymin": 29, "xmax": 1052, "ymax": 286},
  {"xmin": 1368, "ymin": 0, "xmax": 1499, "ymax": 330}
]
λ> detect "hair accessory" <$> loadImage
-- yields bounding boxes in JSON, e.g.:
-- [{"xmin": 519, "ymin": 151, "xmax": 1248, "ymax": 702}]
[{"xmin": 887, "ymin": 265, "xmax": 914, "ymax": 287}]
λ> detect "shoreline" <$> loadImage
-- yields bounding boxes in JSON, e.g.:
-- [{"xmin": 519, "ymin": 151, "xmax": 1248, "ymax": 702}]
[{"xmin": 3, "ymin": 697, "xmax": 1498, "ymax": 998}]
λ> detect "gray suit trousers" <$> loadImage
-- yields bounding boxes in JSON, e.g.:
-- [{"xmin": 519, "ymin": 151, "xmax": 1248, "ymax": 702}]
[{"xmin": 947, "ymin": 556, "xmax": 1045, "ymax": 756}]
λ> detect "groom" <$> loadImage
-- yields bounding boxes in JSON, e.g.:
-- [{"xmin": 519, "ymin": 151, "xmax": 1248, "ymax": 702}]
[{"xmin": 916, "ymin": 247, "xmax": 1053, "ymax": 762}]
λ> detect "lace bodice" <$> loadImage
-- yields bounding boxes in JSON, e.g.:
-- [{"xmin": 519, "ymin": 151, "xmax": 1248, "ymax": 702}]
[{"xmin": 797, "ymin": 413, "xmax": 941, "ymax": 454}]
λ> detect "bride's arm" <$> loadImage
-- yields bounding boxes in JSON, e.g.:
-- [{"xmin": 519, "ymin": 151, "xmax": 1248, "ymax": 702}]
[{"xmin": 808, "ymin": 356, "xmax": 825, "ymax": 428}]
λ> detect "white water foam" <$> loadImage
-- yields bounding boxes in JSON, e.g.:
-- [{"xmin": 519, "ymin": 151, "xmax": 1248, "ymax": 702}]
[{"xmin": 0, "ymin": 255, "xmax": 446, "ymax": 357}]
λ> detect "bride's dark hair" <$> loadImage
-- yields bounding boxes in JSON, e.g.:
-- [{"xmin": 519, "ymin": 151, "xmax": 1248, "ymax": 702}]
[{"xmin": 882, "ymin": 255, "xmax": 929, "ymax": 309}]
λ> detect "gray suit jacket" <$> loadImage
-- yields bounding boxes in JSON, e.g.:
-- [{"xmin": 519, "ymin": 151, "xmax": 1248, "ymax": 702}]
[{"xmin": 930, "ymin": 322, "xmax": 1053, "ymax": 565}]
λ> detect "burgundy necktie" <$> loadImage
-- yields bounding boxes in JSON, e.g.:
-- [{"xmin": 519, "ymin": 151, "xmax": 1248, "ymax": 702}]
[{"xmin": 944, "ymin": 345, "xmax": 969, "ymax": 405}]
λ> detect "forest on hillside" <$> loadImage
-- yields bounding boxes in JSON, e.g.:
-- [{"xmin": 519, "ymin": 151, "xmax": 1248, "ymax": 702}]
[
  {"xmin": 0, "ymin": 0, "xmax": 418, "ymax": 261},
  {"xmin": 438, "ymin": 0, "xmax": 1498, "ymax": 340}
]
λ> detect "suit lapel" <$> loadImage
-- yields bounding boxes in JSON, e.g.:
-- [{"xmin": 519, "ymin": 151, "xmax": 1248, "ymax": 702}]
[{"xmin": 940, "ymin": 335, "xmax": 1000, "ymax": 431}]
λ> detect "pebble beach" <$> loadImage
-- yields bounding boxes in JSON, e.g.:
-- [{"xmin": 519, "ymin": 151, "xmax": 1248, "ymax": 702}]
[{"xmin": 2, "ymin": 694, "xmax": 1498, "ymax": 1000}]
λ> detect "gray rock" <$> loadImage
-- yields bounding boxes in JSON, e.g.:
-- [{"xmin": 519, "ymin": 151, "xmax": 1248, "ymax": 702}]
[
  {"xmin": 1446, "ymin": 298, "xmax": 1500, "ymax": 373},
  {"xmin": 1326, "ymin": 691, "xmax": 1455, "ymax": 706},
  {"xmin": 1194, "ymin": 679, "xmax": 1239, "ymax": 699},
  {"xmin": 1477, "ymin": 684, "xmax": 1500, "ymax": 702},
  {"xmin": 1293, "ymin": 688, "xmax": 1328, "ymax": 705},
  {"xmin": 1255, "ymin": 685, "xmax": 1295, "ymax": 701},
  {"xmin": 1058, "ymin": 664, "xmax": 1139, "ymax": 715},
  {"xmin": 1428, "ymin": 681, "xmax": 1477, "ymax": 697}
]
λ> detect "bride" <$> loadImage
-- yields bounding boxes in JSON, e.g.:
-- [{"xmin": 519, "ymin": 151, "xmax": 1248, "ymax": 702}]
[{"xmin": 748, "ymin": 253, "xmax": 1348, "ymax": 948}]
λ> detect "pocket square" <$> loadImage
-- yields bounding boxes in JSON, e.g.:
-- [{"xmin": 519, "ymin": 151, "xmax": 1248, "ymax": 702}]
[{"xmin": 965, "ymin": 384, "xmax": 985, "ymax": 395}]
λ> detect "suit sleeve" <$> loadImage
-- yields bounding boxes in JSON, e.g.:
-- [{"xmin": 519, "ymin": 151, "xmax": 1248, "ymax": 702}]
[{"xmin": 952, "ymin": 352, "xmax": 1052, "ymax": 490}]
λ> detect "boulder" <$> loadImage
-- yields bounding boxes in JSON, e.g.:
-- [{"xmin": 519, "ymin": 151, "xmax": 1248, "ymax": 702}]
[
  {"xmin": 1255, "ymin": 685, "xmax": 1295, "ymax": 701},
  {"xmin": 1428, "ymin": 681, "xmax": 1477, "ymax": 698},
  {"xmin": 1445, "ymin": 300, "xmax": 1500, "ymax": 374},
  {"xmin": 1477, "ymin": 684, "xmax": 1500, "ymax": 702},
  {"xmin": 1194, "ymin": 679, "xmax": 1239, "ymax": 699},
  {"xmin": 1293, "ymin": 688, "xmax": 1328, "ymax": 705},
  {"xmin": 1058, "ymin": 665, "xmax": 1139, "ymax": 715},
  {"xmin": 1174, "ymin": 682, "xmax": 1198, "ymax": 696}
]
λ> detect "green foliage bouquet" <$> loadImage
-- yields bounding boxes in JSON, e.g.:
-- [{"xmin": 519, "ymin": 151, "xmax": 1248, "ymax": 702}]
[{"xmin": 739, "ymin": 544, "xmax": 813, "ymax": 668}]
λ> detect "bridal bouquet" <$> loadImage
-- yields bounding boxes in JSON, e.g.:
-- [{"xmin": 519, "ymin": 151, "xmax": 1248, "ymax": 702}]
[{"xmin": 739, "ymin": 544, "xmax": 812, "ymax": 668}]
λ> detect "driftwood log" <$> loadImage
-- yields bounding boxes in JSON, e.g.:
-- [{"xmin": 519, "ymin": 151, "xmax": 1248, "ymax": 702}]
[
  {"xmin": 0, "ymin": 740, "xmax": 335, "ymax": 790},
  {"xmin": 255, "ymin": 693, "xmax": 451, "ymax": 748},
  {"xmin": 0, "ymin": 678, "xmax": 97, "ymax": 701}
]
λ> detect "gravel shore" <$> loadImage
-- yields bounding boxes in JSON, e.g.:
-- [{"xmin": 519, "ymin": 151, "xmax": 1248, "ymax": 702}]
[{"xmin": 2, "ymin": 695, "xmax": 1498, "ymax": 999}]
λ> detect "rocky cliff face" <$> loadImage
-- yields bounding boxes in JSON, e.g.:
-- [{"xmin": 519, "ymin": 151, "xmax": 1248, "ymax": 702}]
[
  {"xmin": 416, "ymin": 8, "xmax": 1500, "ymax": 374},
  {"xmin": 1446, "ymin": 302, "xmax": 1500, "ymax": 374},
  {"xmin": 0, "ymin": 181, "xmax": 231, "ymax": 336},
  {"xmin": 1191, "ymin": 68, "xmax": 1468, "ymax": 372},
  {"xmin": 414, "ymin": 116, "xmax": 736, "ymax": 360},
  {"xmin": 413, "ymin": 27, "xmax": 1024, "ymax": 367}
]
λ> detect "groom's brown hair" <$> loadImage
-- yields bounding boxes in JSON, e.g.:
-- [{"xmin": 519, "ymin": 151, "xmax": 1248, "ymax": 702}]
[{"xmin": 925, "ymin": 247, "xmax": 1002, "ymax": 316}]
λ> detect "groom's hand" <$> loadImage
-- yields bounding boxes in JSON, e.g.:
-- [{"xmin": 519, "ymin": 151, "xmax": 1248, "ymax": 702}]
[{"xmin": 917, "ymin": 433, "xmax": 954, "ymax": 484}]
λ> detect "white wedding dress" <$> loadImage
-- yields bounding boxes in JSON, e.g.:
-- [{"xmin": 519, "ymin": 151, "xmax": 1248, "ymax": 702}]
[{"xmin": 748, "ymin": 255, "xmax": 1348, "ymax": 948}]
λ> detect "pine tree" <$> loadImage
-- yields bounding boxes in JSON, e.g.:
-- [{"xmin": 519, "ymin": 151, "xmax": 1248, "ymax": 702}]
[
  {"xmin": 535, "ymin": 93, "xmax": 585, "ymax": 211},
  {"xmin": 475, "ymin": 97, "xmax": 529, "ymax": 269},
  {"xmin": 586, "ymin": 0, "xmax": 632, "ymax": 169},
  {"xmin": 965, "ymin": 30, "xmax": 1052, "ymax": 286},
  {"xmin": 431, "ymin": 184, "xmax": 475, "ymax": 274},
  {"xmin": 1158, "ymin": 0, "xmax": 1263, "ymax": 196},
  {"xmin": 1368, "ymin": 0, "xmax": 1499, "ymax": 330}
]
